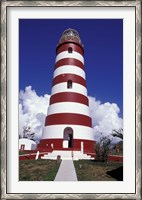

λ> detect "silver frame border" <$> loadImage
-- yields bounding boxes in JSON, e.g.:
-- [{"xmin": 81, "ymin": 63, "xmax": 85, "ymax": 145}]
[{"xmin": 1, "ymin": 1, "xmax": 141, "ymax": 199}]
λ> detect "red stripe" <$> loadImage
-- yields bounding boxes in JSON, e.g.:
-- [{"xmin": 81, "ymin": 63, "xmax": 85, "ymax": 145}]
[
  {"xmin": 55, "ymin": 58, "xmax": 84, "ymax": 70},
  {"xmin": 39, "ymin": 139, "xmax": 94, "ymax": 153},
  {"xmin": 49, "ymin": 92, "xmax": 89, "ymax": 106},
  {"xmin": 52, "ymin": 74, "xmax": 86, "ymax": 87},
  {"xmin": 45, "ymin": 113, "xmax": 92, "ymax": 127},
  {"xmin": 56, "ymin": 43, "xmax": 84, "ymax": 56},
  {"xmin": 57, "ymin": 39, "xmax": 84, "ymax": 52}
]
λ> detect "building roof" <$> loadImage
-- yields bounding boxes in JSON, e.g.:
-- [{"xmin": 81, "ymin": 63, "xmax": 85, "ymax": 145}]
[{"xmin": 19, "ymin": 138, "xmax": 37, "ymax": 145}]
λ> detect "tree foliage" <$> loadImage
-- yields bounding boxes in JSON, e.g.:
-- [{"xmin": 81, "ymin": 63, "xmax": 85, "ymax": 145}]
[
  {"xmin": 95, "ymin": 135, "xmax": 111, "ymax": 162},
  {"xmin": 111, "ymin": 128, "xmax": 123, "ymax": 139},
  {"xmin": 23, "ymin": 126, "xmax": 35, "ymax": 140}
]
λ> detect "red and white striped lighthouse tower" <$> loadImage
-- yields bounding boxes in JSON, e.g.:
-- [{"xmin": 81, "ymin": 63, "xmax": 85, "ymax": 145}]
[{"xmin": 39, "ymin": 29, "xmax": 95, "ymax": 158}]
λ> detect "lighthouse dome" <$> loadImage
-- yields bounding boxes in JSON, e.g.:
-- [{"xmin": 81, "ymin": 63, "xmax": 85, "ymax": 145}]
[
  {"xmin": 58, "ymin": 28, "xmax": 83, "ymax": 47},
  {"xmin": 63, "ymin": 28, "xmax": 79, "ymax": 37}
]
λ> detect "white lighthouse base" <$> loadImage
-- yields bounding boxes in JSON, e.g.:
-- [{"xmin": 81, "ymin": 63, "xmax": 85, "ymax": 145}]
[{"xmin": 41, "ymin": 150, "xmax": 94, "ymax": 160}]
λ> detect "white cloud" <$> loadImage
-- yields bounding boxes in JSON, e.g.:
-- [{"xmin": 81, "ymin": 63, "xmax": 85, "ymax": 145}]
[
  {"xmin": 19, "ymin": 86, "xmax": 50, "ymax": 143},
  {"xmin": 88, "ymin": 96, "xmax": 123, "ymax": 143},
  {"xmin": 19, "ymin": 86, "xmax": 123, "ymax": 144}
]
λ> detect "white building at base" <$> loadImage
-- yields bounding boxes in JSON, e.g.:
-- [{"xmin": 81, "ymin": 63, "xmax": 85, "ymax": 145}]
[{"xmin": 19, "ymin": 138, "xmax": 37, "ymax": 150}]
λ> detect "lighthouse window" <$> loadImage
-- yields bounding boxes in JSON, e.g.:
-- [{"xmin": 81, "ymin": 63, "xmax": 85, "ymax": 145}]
[
  {"xmin": 68, "ymin": 47, "xmax": 73, "ymax": 53},
  {"xmin": 67, "ymin": 80, "xmax": 72, "ymax": 89}
]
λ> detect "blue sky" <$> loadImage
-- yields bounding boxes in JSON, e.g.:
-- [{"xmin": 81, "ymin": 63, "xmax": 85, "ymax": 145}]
[{"xmin": 19, "ymin": 19, "xmax": 123, "ymax": 117}]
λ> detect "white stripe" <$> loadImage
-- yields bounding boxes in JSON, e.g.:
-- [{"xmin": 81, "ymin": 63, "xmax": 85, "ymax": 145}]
[
  {"xmin": 51, "ymin": 82, "xmax": 87, "ymax": 96},
  {"xmin": 56, "ymin": 51, "xmax": 84, "ymax": 64},
  {"xmin": 53, "ymin": 65, "xmax": 86, "ymax": 79},
  {"xmin": 47, "ymin": 102, "xmax": 90, "ymax": 116},
  {"xmin": 42, "ymin": 125, "xmax": 94, "ymax": 141}
]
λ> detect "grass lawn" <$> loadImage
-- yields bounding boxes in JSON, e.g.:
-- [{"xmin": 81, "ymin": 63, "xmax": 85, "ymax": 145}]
[
  {"xmin": 19, "ymin": 151, "xmax": 27, "ymax": 155},
  {"xmin": 19, "ymin": 159, "xmax": 61, "ymax": 181},
  {"xmin": 110, "ymin": 151, "xmax": 123, "ymax": 156},
  {"xmin": 74, "ymin": 160, "xmax": 123, "ymax": 181}
]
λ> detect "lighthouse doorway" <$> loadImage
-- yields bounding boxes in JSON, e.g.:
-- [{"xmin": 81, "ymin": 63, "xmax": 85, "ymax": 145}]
[{"xmin": 63, "ymin": 127, "xmax": 73, "ymax": 148}]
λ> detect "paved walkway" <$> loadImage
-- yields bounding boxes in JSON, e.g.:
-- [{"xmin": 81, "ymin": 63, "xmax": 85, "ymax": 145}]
[{"xmin": 54, "ymin": 160, "xmax": 78, "ymax": 181}]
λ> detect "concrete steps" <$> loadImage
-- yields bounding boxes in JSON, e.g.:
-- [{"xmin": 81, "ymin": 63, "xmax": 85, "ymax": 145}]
[
  {"xmin": 41, "ymin": 150, "xmax": 72, "ymax": 160},
  {"xmin": 41, "ymin": 150, "xmax": 94, "ymax": 160}
]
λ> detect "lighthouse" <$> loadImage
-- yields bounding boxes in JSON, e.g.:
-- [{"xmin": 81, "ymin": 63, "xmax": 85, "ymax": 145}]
[{"xmin": 39, "ymin": 29, "xmax": 95, "ymax": 159}]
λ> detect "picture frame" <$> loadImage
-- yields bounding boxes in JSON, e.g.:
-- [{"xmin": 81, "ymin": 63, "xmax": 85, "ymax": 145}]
[{"xmin": 1, "ymin": 0, "xmax": 141, "ymax": 199}]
